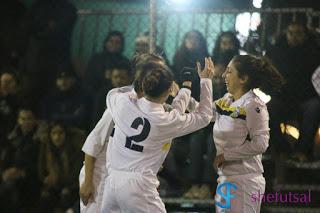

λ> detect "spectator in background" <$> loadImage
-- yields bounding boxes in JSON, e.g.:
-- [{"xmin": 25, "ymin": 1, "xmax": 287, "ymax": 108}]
[
  {"xmin": 23, "ymin": 0, "xmax": 77, "ymax": 105},
  {"xmin": 134, "ymin": 32, "xmax": 170, "ymax": 67},
  {"xmin": 90, "ymin": 63, "xmax": 132, "ymax": 129},
  {"xmin": 212, "ymin": 31, "xmax": 240, "ymax": 64},
  {"xmin": 178, "ymin": 31, "xmax": 241, "ymax": 199},
  {"xmin": 0, "ymin": 107, "xmax": 41, "ymax": 212},
  {"xmin": 38, "ymin": 122, "xmax": 82, "ymax": 213},
  {"xmin": 172, "ymin": 30, "xmax": 211, "ymax": 199},
  {"xmin": 212, "ymin": 31, "xmax": 240, "ymax": 99},
  {"xmin": 85, "ymin": 31, "xmax": 130, "ymax": 93},
  {"xmin": 173, "ymin": 30, "xmax": 209, "ymax": 101},
  {"xmin": 0, "ymin": 70, "xmax": 21, "ymax": 147},
  {"xmin": 41, "ymin": 68, "xmax": 89, "ymax": 130},
  {"xmin": 266, "ymin": 22, "xmax": 320, "ymax": 161}
]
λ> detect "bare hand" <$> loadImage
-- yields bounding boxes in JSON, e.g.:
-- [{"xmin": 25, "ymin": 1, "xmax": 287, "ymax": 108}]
[
  {"xmin": 80, "ymin": 181, "xmax": 95, "ymax": 206},
  {"xmin": 213, "ymin": 154, "xmax": 225, "ymax": 171},
  {"xmin": 197, "ymin": 57, "xmax": 215, "ymax": 79},
  {"xmin": 169, "ymin": 81, "xmax": 180, "ymax": 97}
]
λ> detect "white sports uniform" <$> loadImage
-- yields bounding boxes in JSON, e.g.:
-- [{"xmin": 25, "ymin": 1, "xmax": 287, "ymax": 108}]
[
  {"xmin": 213, "ymin": 90, "xmax": 269, "ymax": 213},
  {"xmin": 80, "ymin": 85, "xmax": 192, "ymax": 213},
  {"xmin": 80, "ymin": 86, "xmax": 134, "ymax": 213},
  {"xmin": 100, "ymin": 78, "xmax": 213, "ymax": 213},
  {"xmin": 79, "ymin": 109, "xmax": 114, "ymax": 213}
]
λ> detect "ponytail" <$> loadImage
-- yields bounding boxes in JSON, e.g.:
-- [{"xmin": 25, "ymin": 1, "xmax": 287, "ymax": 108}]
[
  {"xmin": 232, "ymin": 55, "xmax": 284, "ymax": 94},
  {"xmin": 132, "ymin": 53, "xmax": 166, "ymax": 94},
  {"xmin": 142, "ymin": 68, "xmax": 174, "ymax": 98}
]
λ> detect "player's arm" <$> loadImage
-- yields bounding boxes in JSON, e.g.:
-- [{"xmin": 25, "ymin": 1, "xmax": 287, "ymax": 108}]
[
  {"xmin": 170, "ymin": 66, "xmax": 194, "ymax": 113},
  {"xmin": 79, "ymin": 110, "xmax": 113, "ymax": 204},
  {"xmin": 166, "ymin": 67, "xmax": 193, "ymax": 113},
  {"xmin": 80, "ymin": 154, "xmax": 96, "ymax": 205},
  {"xmin": 157, "ymin": 58, "xmax": 215, "ymax": 139},
  {"xmin": 186, "ymin": 96, "xmax": 200, "ymax": 112},
  {"xmin": 80, "ymin": 85, "xmax": 132, "ymax": 205},
  {"xmin": 223, "ymin": 102, "xmax": 270, "ymax": 161},
  {"xmin": 187, "ymin": 93, "xmax": 233, "ymax": 122},
  {"xmin": 165, "ymin": 78, "xmax": 212, "ymax": 138},
  {"xmin": 170, "ymin": 81, "xmax": 192, "ymax": 113}
]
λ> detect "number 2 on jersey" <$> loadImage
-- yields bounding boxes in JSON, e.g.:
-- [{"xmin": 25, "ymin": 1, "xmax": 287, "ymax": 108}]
[{"xmin": 125, "ymin": 117, "xmax": 151, "ymax": 152}]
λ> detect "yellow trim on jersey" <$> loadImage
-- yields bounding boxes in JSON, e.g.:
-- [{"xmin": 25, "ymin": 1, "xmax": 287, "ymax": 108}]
[
  {"xmin": 161, "ymin": 143, "xmax": 171, "ymax": 151},
  {"xmin": 215, "ymin": 99, "xmax": 246, "ymax": 118}
]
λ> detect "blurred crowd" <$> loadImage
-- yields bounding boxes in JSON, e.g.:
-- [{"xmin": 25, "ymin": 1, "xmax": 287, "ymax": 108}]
[{"xmin": 0, "ymin": 0, "xmax": 320, "ymax": 212}]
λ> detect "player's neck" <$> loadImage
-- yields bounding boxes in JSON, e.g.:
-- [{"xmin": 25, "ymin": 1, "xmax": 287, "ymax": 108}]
[
  {"xmin": 144, "ymin": 95, "xmax": 164, "ymax": 104},
  {"xmin": 233, "ymin": 89, "xmax": 248, "ymax": 101}
]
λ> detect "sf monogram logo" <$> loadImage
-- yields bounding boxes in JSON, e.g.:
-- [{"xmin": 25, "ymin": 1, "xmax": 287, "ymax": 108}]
[{"xmin": 216, "ymin": 182, "xmax": 238, "ymax": 209}]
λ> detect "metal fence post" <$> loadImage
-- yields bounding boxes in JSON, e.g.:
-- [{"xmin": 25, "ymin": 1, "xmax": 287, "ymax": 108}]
[{"xmin": 149, "ymin": 0, "xmax": 157, "ymax": 54}]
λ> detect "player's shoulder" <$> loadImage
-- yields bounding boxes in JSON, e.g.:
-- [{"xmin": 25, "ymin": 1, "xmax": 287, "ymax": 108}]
[
  {"xmin": 243, "ymin": 91, "xmax": 267, "ymax": 113},
  {"xmin": 215, "ymin": 93, "xmax": 233, "ymax": 105}
]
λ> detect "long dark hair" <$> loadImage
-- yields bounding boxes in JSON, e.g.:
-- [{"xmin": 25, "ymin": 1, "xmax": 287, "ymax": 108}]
[
  {"xmin": 39, "ymin": 121, "xmax": 70, "ymax": 182},
  {"xmin": 179, "ymin": 30, "xmax": 209, "ymax": 57},
  {"xmin": 232, "ymin": 55, "xmax": 284, "ymax": 94},
  {"xmin": 173, "ymin": 30, "xmax": 209, "ymax": 84},
  {"xmin": 212, "ymin": 31, "xmax": 240, "ymax": 62}
]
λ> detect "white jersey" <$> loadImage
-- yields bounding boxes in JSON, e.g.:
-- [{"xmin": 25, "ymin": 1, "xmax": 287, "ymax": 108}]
[
  {"xmin": 213, "ymin": 90, "xmax": 270, "ymax": 176},
  {"xmin": 80, "ymin": 84, "xmax": 192, "ymax": 177},
  {"xmin": 80, "ymin": 86, "xmax": 134, "ymax": 213},
  {"xmin": 104, "ymin": 86, "xmax": 193, "ymax": 174},
  {"xmin": 105, "ymin": 79, "xmax": 213, "ymax": 178},
  {"xmin": 81, "ymin": 86, "xmax": 136, "ymax": 170},
  {"xmin": 81, "ymin": 110, "xmax": 114, "ymax": 172},
  {"xmin": 80, "ymin": 109, "xmax": 116, "ymax": 213}
]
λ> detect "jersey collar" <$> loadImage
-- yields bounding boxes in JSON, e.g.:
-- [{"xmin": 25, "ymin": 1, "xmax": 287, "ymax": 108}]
[
  {"xmin": 231, "ymin": 90, "xmax": 254, "ymax": 106},
  {"xmin": 137, "ymin": 97, "xmax": 165, "ymax": 112}
]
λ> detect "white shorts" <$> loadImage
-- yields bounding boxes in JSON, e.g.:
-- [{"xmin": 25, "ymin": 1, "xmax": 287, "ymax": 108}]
[
  {"xmin": 79, "ymin": 166, "xmax": 107, "ymax": 213},
  {"xmin": 100, "ymin": 169, "xmax": 166, "ymax": 213},
  {"xmin": 215, "ymin": 173, "xmax": 266, "ymax": 213}
]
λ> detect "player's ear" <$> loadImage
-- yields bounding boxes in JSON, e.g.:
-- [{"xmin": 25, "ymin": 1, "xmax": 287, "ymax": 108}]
[{"xmin": 240, "ymin": 75, "xmax": 249, "ymax": 85}]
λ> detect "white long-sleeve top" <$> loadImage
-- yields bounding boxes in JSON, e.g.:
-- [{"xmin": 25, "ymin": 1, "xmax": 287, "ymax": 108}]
[
  {"xmin": 81, "ymin": 109, "xmax": 114, "ymax": 174},
  {"xmin": 105, "ymin": 79, "xmax": 213, "ymax": 177},
  {"xmin": 213, "ymin": 90, "xmax": 270, "ymax": 176},
  {"xmin": 81, "ymin": 86, "xmax": 192, "ymax": 173},
  {"xmin": 81, "ymin": 86, "xmax": 134, "ymax": 173}
]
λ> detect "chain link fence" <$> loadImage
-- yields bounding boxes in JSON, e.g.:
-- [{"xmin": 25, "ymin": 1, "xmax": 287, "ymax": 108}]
[{"xmin": 72, "ymin": 2, "xmax": 320, "ymax": 63}]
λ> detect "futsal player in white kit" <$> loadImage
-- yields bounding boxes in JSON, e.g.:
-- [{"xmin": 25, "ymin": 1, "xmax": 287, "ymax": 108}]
[
  {"xmin": 79, "ymin": 53, "xmax": 194, "ymax": 213},
  {"xmin": 212, "ymin": 55, "xmax": 284, "ymax": 213},
  {"xmin": 79, "ymin": 109, "xmax": 115, "ymax": 213},
  {"xmin": 100, "ymin": 57, "xmax": 215, "ymax": 213}
]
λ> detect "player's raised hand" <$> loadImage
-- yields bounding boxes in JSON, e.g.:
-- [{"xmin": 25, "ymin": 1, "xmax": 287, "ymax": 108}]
[
  {"xmin": 197, "ymin": 57, "xmax": 215, "ymax": 79},
  {"xmin": 169, "ymin": 81, "xmax": 180, "ymax": 97}
]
